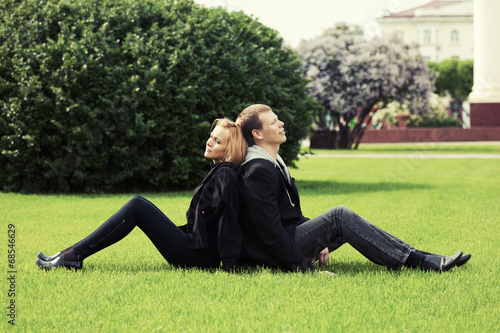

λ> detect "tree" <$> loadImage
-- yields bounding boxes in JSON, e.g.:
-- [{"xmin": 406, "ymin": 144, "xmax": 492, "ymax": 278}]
[
  {"xmin": 0, "ymin": 0, "xmax": 315, "ymax": 193},
  {"xmin": 297, "ymin": 26, "xmax": 435, "ymax": 149},
  {"xmin": 427, "ymin": 59, "xmax": 473, "ymax": 120}
]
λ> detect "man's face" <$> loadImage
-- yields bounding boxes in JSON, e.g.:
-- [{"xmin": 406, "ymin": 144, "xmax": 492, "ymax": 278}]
[{"xmin": 256, "ymin": 111, "xmax": 286, "ymax": 146}]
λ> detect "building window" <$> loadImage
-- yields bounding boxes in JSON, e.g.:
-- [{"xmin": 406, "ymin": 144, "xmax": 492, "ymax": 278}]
[
  {"xmin": 424, "ymin": 30, "xmax": 431, "ymax": 44},
  {"xmin": 396, "ymin": 30, "xmax": 404, "ymax": 41},
  {"xmin": 451, "ymin": 30, "xmax": 459, "ymax": 43}
]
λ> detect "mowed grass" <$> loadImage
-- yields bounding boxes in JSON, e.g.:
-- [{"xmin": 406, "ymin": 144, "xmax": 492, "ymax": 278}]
[{"xmin": 2, "ymin": 145, "xmax": 499, "ymax": 332}]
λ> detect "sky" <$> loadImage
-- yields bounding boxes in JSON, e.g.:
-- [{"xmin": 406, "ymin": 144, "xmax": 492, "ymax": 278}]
[{"xmin": 194, "ymin": 0, "xmax": 432, "ymax": 47}]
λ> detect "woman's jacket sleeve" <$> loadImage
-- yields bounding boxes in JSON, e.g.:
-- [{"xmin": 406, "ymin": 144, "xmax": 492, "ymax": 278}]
[{"xmin": 215, "ymin": 167, "xmax": 242, "ymax": 273}]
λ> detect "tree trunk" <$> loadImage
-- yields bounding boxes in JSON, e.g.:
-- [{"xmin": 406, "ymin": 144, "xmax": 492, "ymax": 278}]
[{"xmin": 349, "ymin": 109, "xmax": 373, "ymax": 149}]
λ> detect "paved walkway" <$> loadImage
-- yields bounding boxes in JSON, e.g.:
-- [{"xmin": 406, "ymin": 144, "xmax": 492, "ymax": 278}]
[
  {"xmin": 300, "ymin": 142, "xmax": 500, "ymax": 159},
  {"xmin": 302, "ymin": 153, "xmax": 500, "ymax": 159}
]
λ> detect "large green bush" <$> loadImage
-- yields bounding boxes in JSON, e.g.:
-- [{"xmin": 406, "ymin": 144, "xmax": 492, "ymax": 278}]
[{"xmin": 0, "ymin": 0, "xmax": 314, "ymax": 193}]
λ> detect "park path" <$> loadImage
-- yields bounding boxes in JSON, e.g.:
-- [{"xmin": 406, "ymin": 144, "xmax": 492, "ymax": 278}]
[{"xmin": 301, "ymin": 153, "xmax": 500, "ymax": 159}]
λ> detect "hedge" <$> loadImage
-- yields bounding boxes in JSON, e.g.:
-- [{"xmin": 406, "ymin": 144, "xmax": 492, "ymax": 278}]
[{"xmin": 0, "ymin": 0, "xmax": 315, "ymax": 193}]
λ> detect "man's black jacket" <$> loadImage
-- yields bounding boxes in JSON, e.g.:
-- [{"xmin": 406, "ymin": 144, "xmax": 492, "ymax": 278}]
[{"xmin": 238, "ymin": 158, "xmax": 314, "ymax": 272}]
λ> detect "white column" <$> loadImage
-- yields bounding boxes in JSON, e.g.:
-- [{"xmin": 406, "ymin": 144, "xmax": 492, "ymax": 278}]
[
  {"xmin": 469, "ymin": 0, "xmax": 500, "ymax": 126},
  {"xmin": 470, "ymin": 0, "xmax": 500, "ymax": 103}
]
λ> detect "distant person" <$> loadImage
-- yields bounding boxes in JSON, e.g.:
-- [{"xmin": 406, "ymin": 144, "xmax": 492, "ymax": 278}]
[
  {"xmin": 36, "ymin": 119, "xmax": 246, "ymax": 273},
  {"xmin": 235, "ymin": 104, "xmax": 471, "ymax": 274}
]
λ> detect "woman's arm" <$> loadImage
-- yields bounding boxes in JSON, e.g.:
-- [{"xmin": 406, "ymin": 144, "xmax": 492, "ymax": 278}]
[{"xmin": 214, "ymin": 167, "xmax": 242, "ymax": 273}]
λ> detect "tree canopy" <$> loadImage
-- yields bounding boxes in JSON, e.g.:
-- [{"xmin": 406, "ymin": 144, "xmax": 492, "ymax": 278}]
[
  {"xmin": 0, "ymin": 0, "xmax": 315, "ymax": 193},
  {"xmin": 427, "ymin": 59, "xmax": 473, "ymax": 108},
  {"xmin": 297, "ymin": 26, "xmax": 435, "ymax": 148}
]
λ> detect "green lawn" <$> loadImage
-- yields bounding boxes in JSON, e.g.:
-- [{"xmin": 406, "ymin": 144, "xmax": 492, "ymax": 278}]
[{"xmin": 2, "ymin": 149, "xmax": 499, "ymax": 332}]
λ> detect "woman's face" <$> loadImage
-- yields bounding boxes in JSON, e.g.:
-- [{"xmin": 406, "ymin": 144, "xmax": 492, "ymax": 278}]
[{"xmin": 205, "ymin": 125, "xmax": 229, "ymax": 162}]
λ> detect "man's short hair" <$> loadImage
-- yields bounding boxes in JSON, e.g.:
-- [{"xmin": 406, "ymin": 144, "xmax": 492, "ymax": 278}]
[{"xmin": 236, "ymin": 104, "xmax": 272, "ymax": 146}]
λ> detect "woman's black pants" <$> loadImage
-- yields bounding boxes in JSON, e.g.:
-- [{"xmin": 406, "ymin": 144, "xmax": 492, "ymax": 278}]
[{"xmin": 72, "ymin": 196, "xmax": 219, "ymax": 269}]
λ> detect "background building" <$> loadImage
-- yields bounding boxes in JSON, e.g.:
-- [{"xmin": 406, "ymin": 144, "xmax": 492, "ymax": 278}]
[
  {"xmin": 378, "ymin": 0, "xmax": 473, "ymax": 62},
  {"xmin": 468, "ymin": 0, "xmax": 500, "ymax": 126}
]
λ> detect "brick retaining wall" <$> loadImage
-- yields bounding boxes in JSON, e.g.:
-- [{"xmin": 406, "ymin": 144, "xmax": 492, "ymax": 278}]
[
  {"xmin": 310, "ymin": 128, "xmax": 500, "ymax": 148},
  {"xmin": 360, "ymin": 127, "xmax": 500, "ymax": 143}
]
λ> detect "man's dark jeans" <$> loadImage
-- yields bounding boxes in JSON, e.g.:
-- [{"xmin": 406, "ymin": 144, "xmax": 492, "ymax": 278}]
[{"xmin": 294, "ymin": 205, "xmax": 415, "ymax": 269}]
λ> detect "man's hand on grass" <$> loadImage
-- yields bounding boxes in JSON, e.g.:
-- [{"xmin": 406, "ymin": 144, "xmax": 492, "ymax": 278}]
[{"xmin": 311, "ymin": 248, "xmax": 330, "ymax": 267}]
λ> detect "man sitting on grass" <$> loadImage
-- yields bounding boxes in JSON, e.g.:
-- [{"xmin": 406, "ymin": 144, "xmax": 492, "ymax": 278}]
[{"xmin": 235, "ymin": 104, "xmax": 471, "ymax": 275}]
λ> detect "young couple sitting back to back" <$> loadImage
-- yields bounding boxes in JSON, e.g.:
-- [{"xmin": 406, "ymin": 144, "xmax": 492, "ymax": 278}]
[{"xmin": 37, "ymin": 105, "xmax": 471, "ymax": 274}]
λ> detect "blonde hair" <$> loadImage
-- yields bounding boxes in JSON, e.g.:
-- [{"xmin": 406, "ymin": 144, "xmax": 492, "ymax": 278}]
[
  {"xmin": 211, "ymin": 118, "xmax": 247, "ymax": 165},
  {"xmin": 236, "ymin": 104, "xmax": 272, "ymax": 146}
]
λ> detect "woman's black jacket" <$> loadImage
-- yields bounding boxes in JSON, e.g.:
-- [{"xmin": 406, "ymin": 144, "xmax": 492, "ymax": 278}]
[{"xmin": 179, "ymin": 162, "xmax": 242, "ymax": 272}]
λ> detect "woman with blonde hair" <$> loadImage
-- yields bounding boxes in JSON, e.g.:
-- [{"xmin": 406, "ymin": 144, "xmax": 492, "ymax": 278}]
[{"xmin": 36, "ymin": 118, "xmax": 246, "ymax": 272}]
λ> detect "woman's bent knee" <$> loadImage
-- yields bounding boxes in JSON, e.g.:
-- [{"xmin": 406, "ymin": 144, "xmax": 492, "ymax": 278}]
[{"xmin": 127, "ymin": 196, "xmax": 152, "ymax": 209}]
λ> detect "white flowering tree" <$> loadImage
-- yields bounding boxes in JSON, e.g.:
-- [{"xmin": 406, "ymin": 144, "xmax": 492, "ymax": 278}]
[{"xmin": 297, "ymin": 27, "xmax": 435, "ymax": 149}]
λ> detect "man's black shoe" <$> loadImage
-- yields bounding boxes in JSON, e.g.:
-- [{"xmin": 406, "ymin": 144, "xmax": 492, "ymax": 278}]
[
  {"xmin": 421, "ymin": 251, "xmax": 462, "ymax": 272},
  {"xmin": 456, "ymin": 253, "xmax": 471, "ymax": 267}
]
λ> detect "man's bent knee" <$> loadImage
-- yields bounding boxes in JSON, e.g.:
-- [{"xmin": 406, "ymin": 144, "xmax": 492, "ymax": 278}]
[{"xmin": 331, "ymin": 205, "xmax": 350, "ymax": 217}]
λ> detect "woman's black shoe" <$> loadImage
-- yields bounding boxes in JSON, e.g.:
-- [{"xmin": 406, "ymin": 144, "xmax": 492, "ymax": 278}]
[
  {"xmin": 36, "ymin": 257, "xmax": 82, "ymax": 270},
  {"xmin": 37, "ymin": 252, "xmax": 61, "ymax": 261}
]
